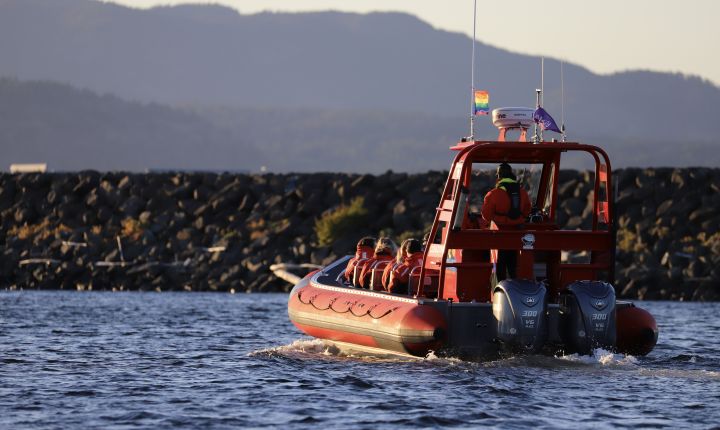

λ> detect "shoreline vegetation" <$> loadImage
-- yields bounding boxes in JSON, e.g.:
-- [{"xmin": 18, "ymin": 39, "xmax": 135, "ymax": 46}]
[{"xmin": 1, "ymin": 169, "xmax": 718, "ymax": 301}]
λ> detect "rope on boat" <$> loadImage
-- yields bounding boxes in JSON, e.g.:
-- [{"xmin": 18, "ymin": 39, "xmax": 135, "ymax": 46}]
[{"xmin": 297, "ymin": 290, "xmax": 397, "ymax": 319}]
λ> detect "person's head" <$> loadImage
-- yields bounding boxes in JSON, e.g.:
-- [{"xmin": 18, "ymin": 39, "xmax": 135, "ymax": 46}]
[
  {"xmin": 396, "ymin": 239, "xmax": 410, "ymax": 262},
  {"xmin": 375, "ymin": 237, "xmax": 396, "ymax": 256},
  {"xmin": 496, "ymin": 163, "xmax": 515, "ymax": 180},
  {"xmin": 405, "ymin": 239, "xmax": 422, "ymax": 255},
  {"xmin": 357, "ymin": 236, "xmax": 376, "ymax": 250}
]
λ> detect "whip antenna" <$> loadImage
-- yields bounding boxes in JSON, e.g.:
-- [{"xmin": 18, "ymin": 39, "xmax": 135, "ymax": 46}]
[
  {"xmin": 533, "ymin": 57, "xmax": 545, "ymax": 143},
  {"xmin": 533, "ymin": 88, "xmax": 541, "ymax": 143},
  {"xmin": 469, "ymin": 0, "xmax": 478, "ymax": 140},
  {"xmin": 541, "ymin": 56, "xmax": 544, "ymax": 107},
  {"xmin": 561, "ymin": 59, "xmax": 567, "ymax": 141}
]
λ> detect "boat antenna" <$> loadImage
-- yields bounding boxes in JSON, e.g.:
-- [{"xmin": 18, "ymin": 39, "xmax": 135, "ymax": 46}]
[
  {"xmin": 533, "ymin": 88, "xmax": 541, "ymax": 143},
  {"xmin": 561, "ymin": 59, "xmax": 567, "ymax": 141},
  {"xmin": 541, "ymin": 56, "xmax": 544, "ymax": 107},
  {"xmin": 468, "ymin": 0, "xmax": 478, "ymax": 141},
  {"xmin": 533, "ymin": 57, "xmax": 544, "ymax": 143}
]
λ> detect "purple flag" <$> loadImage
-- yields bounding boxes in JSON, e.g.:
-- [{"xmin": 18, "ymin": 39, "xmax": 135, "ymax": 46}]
[{"xmin": 533, "ymin": 107, "xmax": 561, "ymax": 133}]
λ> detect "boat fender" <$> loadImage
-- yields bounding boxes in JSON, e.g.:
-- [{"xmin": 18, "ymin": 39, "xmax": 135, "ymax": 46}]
[
  {"xmin": 560, "ymin": 281, "xmax": 616, "ymax": 355},
  {"xmin": 492, "ymin": 279, "xmax": 548, "ymax": 353}
]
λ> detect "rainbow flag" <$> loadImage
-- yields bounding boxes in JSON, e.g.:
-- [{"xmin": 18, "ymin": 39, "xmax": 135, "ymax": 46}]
[{"xmin": 474, "ymin": 90, "xmax": 489, "ymax": 115}]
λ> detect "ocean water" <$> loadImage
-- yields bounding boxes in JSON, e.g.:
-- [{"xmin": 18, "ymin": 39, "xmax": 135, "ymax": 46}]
[{"xmin": 1, "ymin": 291, "xmax": 719, "ymax": 429}]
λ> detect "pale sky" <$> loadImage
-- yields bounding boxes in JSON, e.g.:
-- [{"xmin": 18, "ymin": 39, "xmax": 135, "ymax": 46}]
[{"xmin": 112, "ymin": 0, "xmax": 720, "ymax": 86}]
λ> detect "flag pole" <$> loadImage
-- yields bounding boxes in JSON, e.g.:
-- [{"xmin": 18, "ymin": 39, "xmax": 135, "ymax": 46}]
[
  {"xmin": 533, "ymin": 89, "xmax": 541, "ymax": 143},
  {"xmin": 469, "ymin": 0, "xmax": 477, "ymax": 141}
]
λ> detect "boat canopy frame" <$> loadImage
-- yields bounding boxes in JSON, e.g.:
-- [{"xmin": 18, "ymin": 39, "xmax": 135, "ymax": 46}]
[{"xmin": 417, "ymin": 140, "xmax": 615, "ymax": 302}]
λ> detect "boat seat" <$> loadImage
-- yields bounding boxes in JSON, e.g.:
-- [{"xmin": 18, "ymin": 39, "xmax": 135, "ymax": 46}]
[
  {"xmin": 352, "ymin": 258, "xmax": 370, "ymax": 287},
  {"xmin": 370, "ymin": 260, "xmax": 391, "ymax": 291},
  {"xmin": 408, "ymin": 266, "xmax": 422, "ymax": 296}
]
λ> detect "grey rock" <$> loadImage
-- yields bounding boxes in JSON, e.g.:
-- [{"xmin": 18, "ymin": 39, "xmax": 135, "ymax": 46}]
[
  {"xmin": 139, "ymin": 211, "xmax": 152, "ymax": 225},
  {"xmin": 120, "ymin": 196, "xmax": 145, "ymax": 218},
  {"xmin": 561, "ymin": 198, "xmax": 585, "ymax": 216},
  {"xmin": 565, "ymin": 216, "xmax": 584, "ymax": 230},
  {"xmin": 655, "ymin": 199, "xmax": 673, "ymax": 217},
  {"xmin": 689, "ymin": 207, "xmax": 715, "ymax": 223}
]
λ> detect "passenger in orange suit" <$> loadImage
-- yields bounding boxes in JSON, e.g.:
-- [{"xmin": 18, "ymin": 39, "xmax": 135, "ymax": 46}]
[
  {"xmin": 344, "ymin": 236, "xmax": 376, "ymax": 283},
  {"xmin": 358, "ymin": 238, "xmax": 396, "ymax": 289},
  {"xmin": 480, "ymin": 163, "xmax": 532, "ymax": 280},
  {"xmin": 387, "ymin": 239, "xmax": 423, "ymax": 295},
  {"xmin": 382, "ymin": 239, "xmax": 410, "ymax": 290}
]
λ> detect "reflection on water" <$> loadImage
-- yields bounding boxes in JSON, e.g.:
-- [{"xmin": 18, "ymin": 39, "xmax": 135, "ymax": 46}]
[{"xmin": 1, "ymin": 292, "xmax": 718, "ymax": 429}]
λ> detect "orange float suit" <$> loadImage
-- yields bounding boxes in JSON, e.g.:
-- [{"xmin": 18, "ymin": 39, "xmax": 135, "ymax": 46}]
[
  {"xmin": 386, "ymin": 251, "xmax": 424, "ymax": 294},
  {"xmin": 344, "ymin": 245, "xmax": 375, "ymax": 283},
  {"xmin": 481, "ymin": 172, "xmax": 532, "ymax": 280},
  {"xmin": 358, "ymin": 252, "xmax": 394, "ymax": 290}
]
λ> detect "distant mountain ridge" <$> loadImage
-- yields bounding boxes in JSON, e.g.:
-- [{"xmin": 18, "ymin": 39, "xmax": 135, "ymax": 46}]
[
  {"xmin": 0, "ymin": 78, "xmax": 466, "ymax": 172},
  {"xmin": 0, "ymin": 0, "xmax": 718, "ymax": 171},
  {"xmin": 2, "ymin": 78, "xmax": 718, "ymax": 173},
  {"xmin": 0, "ymin": 78, "xmax": 261, "ymax": 172}
]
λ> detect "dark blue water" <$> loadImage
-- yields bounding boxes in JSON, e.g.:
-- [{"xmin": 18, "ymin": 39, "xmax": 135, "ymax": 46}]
[{"xmin": 1, "ymin": 292, "xmax": 719, "ymax": 429}]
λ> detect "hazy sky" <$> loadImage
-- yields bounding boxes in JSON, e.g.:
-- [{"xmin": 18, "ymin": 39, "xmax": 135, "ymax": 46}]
[{"xmin": 113, "ymin": 0, "xmax": 720, "ymax": 86}]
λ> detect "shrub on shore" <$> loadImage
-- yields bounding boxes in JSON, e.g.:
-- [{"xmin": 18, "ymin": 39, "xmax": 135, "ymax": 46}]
[{"xmin": 315, "ymin": 197, "xmax": 368, "ymax": 247}]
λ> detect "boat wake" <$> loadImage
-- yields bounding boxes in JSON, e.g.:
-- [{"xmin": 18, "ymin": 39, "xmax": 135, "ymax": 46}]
[
  {"xmin": 249, "ymin": 339, "xmax": 340, "ymax": 358},
  {"xmin": 252, "ymin": 340, "xmax": 641, "ymax": 368},
  {"xmin": 557, "ymin": 348, "xmax": 639, "ymax": 366},
  {"xmin": 249, "ymin": 338, "xmax": 423, "ymax": 362},
  {"xmin": 251, "ymin": 340, "xmax": 720, "ymax": 384},
  {"xmin": 249, "ymin": 338, "xmax": 495, "ymax": 364}
]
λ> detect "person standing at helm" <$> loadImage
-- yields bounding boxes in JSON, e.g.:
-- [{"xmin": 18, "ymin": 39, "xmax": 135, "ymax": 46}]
[{"xmin": 481, "ymin": 163, "xmax": 532, "ymax": 280}]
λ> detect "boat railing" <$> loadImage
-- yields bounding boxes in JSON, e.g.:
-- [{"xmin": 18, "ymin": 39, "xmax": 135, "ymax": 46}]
[
  {"xmin": 442, "ymin": 229, "xmax": 613, "ymax": 251},
  {"xmin": 420, "ymin": 228, "xmax": 614, "ymax": 300}
]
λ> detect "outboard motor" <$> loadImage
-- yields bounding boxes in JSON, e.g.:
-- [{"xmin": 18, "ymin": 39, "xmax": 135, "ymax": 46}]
[
  {"xmin": 560, "ymin": 281, "xmax": 616, "ymax": 354},
  {"xmin": 492, "ymin": 279, "xmax": 547, "ymax": 353}
]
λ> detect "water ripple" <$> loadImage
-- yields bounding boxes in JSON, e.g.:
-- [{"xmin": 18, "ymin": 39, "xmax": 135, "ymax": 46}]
[{"xmin": 1, "ymin": 292, "xmax": 719, "ymax": 429}]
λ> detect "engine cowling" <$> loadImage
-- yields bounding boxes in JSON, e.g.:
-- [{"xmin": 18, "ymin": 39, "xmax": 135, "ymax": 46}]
[
  {"xmin": 493, "ymin": 279, "xmax": 547, "ymax": 353},
  {"xmin": 560, "ymin": 281, "xmax": 616, "ymax": 354}
]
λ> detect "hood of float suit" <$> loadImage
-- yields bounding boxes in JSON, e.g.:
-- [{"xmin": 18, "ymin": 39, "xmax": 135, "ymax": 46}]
[
  {"xmin": 496, "ymin": 162, "xmax": 515, "ymax": 180},
  {"xmin": 405, "ymin": 239, "xmax": 422, "ymax": 256},
  {"xmin": 374, "ymin": 238, "xmax": 395, "ymax": 257}
]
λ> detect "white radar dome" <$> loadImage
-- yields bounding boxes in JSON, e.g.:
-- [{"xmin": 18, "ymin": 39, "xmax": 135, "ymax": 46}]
[{"xmin": 492, "ymin": 107, "xmax": 535, "ymax": 129}]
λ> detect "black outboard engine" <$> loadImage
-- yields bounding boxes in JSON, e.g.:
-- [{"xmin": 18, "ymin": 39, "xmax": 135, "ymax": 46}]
[
  {"xmin": 560, "ymin": 281, "xmax": 616, "ymax": 354},
  {"xmin": 493, "ymin": 280, "xmax": 547, "ymax": 353}
]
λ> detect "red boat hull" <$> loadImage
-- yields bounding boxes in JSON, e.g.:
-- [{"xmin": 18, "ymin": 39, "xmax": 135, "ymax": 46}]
[
  {"xmin": 288, "ymin": 274, "xmax": 447, "ymax": 357},
  {"xmin": 287, "ymin": 260, "xmax": 658, "ymax": 358}
]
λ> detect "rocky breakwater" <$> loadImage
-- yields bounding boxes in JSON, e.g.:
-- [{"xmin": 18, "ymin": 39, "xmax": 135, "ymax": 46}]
[
  {"xmin": 613, "ymin": 168, "xmax": 720, "ymax": 301},
  {"xmin": 0, "ymin": 168, "xmax": 718, "ymax": 300},
  {"xmin": 0, "ymin": 171, "xmax": 444, "ymax": 293}
]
